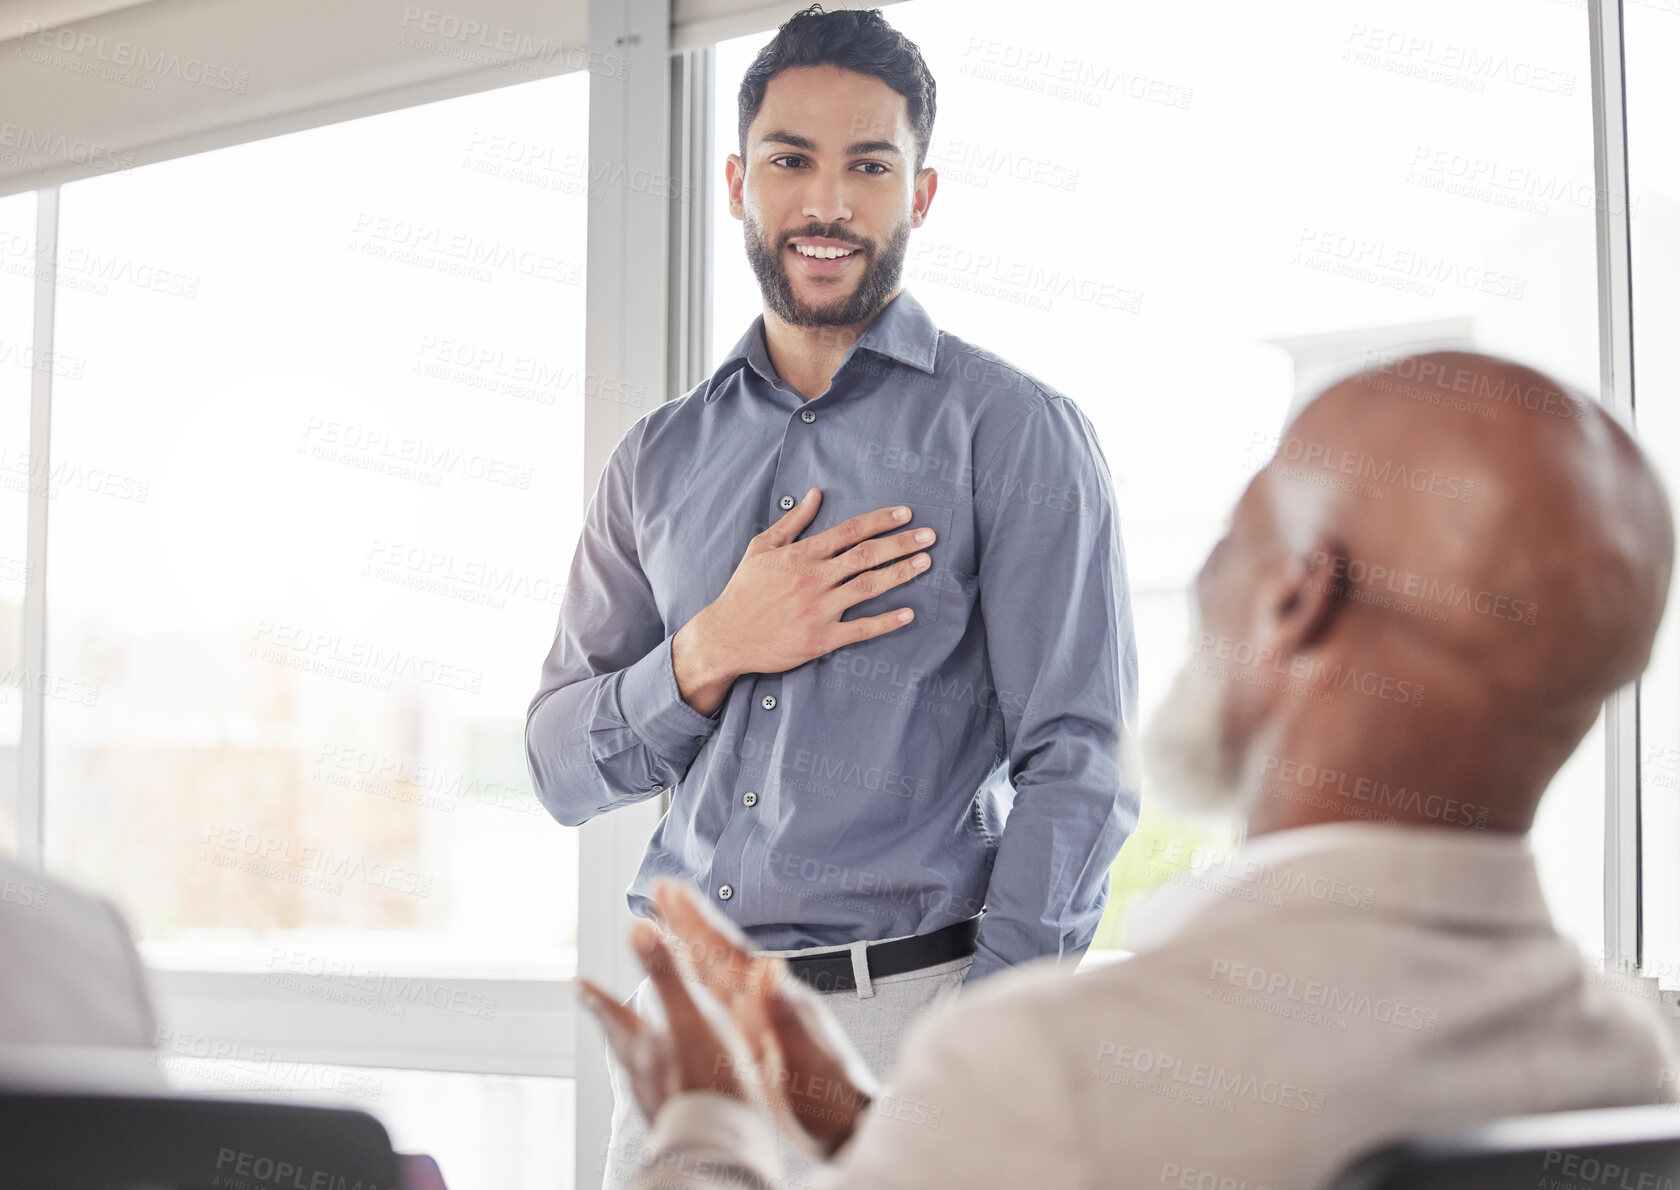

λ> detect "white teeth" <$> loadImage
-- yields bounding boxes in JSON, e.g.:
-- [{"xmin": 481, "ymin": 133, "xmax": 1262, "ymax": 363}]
[{"xmin": 795, "ymin": 244, "xmax": 856, "ymax": 259}]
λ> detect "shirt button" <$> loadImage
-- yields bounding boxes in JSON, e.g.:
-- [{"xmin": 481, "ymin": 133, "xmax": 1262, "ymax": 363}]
[
  {"xmin": 800, "ymin": 409, "xmax": 816, "ymax": 423},
  {"xmin": 760, "ymin": 694, "xmax": 777, "ymax": 710},
  {"xmin": 743, "ymin": 791, "xmax": 758, "ymax": 807},
  {"xmin": 717, "ymin": 884, "xmax": 734, "ymax": 901},
  {"xmin": 779, "ymin": 495, "xmax": 796, "ymax": 510}
]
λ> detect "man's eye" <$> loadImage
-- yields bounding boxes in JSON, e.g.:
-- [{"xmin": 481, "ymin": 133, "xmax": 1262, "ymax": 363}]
[
  {"xmin": 771, "ymin": 155, "xmax": 805, "ymax": 168},
  {"xmin": 856, "ymin": 162, "xmax": 889, "ymax": 175}
]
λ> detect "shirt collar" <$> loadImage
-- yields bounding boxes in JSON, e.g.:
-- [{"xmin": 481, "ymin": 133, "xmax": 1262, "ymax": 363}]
[
  {"xmin": 854, "ymin": 289, "xmax": 940, "ymax": 375},
  {"xmin": 1122, "ymin": 822, "xmax": 1548, "ymax": 954},
  {"xmin": 702, "ymin": 290, "xmax": 940, "ymax": 403}
]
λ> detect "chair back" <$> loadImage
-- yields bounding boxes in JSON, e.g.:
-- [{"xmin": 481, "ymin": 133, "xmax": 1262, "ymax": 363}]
[
  {"xmin": 1324, "ymin": 1105, "xmax": 1680, "ymax": 1190},
  {"xmin": 0, "ymin": 1088, "xmax": 401, "ymax": 1190}
]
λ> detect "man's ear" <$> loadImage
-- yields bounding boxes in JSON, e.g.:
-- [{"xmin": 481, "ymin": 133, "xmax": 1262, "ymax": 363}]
[
  {"xmin": 1269, "ymin": 539, "xmax": 1347, "ymax": 656},
  {"xmin": 911, "ymin": 167, "xmax": 938, "ymax": 227},
  {"xmin": 726, "ymin": 153, "xmax": 746, "ymax": 221}
]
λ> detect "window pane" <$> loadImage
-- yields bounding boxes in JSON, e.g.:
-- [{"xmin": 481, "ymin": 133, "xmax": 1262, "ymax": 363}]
[
  {"xmin": 711, "ymin": 0, "xmax": 1600, "ymax": 951},
  {"xmin": 44, "ymin": 73, "xmax": 588, "ymax": 977},
  {"xmin": 0, "ymin": 190, "xmax": 35, "ymax": 857},
  {"xmin": 1628, "ymin": 3, "xmax": 1680, "ymax": 986}
]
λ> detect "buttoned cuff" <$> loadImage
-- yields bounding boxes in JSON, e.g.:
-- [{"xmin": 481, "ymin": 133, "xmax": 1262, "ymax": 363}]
[
  {"xmin": 619, "ymin": 632, "xmax": 724, "ymax": 763},
  {"xmin": 643, "ymin": 1091, "xmax": 782, "ymax": 1184}
]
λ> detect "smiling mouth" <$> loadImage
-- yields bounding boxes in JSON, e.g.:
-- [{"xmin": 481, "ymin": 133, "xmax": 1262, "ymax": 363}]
[{"xmin": 790, "ymin": 243, "xmax": 859, "ymax": 260}]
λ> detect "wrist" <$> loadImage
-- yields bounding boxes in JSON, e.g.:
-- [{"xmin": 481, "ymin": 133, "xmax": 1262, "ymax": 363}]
[{"xmin": 673, "ymin": 612, "xmax": 737, "ymax": 716}]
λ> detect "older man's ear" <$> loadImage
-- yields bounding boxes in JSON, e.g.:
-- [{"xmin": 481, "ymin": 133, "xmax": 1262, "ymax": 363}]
[{"xmin": 1276, "ymin": 538, "xmax": 1349, "ymax": 654}]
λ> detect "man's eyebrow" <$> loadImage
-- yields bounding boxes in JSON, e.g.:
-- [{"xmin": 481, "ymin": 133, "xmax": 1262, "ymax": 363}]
[
  {"xmin": 758, "ymin": 130, "xmax": 816, "ymax": 151},
  {"xmin": 754, "ymin": 131, "xmax": 904, "ymax": 159}
]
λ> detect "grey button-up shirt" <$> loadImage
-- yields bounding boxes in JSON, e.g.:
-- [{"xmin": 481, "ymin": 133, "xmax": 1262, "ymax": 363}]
[{"xmin": 525, "ymin": 290, "xmax": 1138, "ymax": 980}]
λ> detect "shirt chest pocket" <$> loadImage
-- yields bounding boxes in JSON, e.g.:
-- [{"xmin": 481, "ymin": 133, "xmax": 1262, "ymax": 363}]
[{"xmin": 808, "ymin": 498, "xmax": 955, "ymax": 627}]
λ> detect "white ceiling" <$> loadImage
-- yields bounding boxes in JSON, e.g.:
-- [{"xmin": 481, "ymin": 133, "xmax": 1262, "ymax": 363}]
[{"xmin": 0, "ymin": 0, "xmax": 903, "ymax": 194}]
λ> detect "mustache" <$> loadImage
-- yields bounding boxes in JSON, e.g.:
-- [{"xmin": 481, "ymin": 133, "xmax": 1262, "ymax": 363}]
[{"xmin": 779, "ymin": 224, "xmax": 871, "ymax": 253}]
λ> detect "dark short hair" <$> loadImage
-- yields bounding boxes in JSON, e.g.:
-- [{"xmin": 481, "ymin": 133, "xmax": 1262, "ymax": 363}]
[{"xmin": 738, "ymin": 5, "xmax": 937, "ymax": 170}]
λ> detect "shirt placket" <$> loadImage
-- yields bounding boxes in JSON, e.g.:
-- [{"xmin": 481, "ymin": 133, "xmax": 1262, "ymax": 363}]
[{"xmin": 705, "ymin": 386, "xmax": 828, "ymax": 911}]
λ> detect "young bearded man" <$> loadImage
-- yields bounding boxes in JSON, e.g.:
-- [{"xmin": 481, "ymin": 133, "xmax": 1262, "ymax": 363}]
[{"xmin": 524, "ymin": 5, "xmax": 1137, "ymax": 1184}]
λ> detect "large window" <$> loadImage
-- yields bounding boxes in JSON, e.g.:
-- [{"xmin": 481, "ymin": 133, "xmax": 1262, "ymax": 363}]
[
  {"xmin": 711, "ymin": 0, "xmax": 1604, "ymax": 952},
  {"xmin": 45, "ymin": 70, "xmax": 586, "ymax": 974},
  {"xmin": 26, "ymin": 70, "xmax": 589, "ymax": 1190}
]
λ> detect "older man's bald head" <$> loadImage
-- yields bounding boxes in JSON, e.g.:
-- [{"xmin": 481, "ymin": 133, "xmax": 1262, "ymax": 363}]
[
  {"xmin": 1281, "ymin": 352, "xmax": 1672, "ymax": 706},
  {"xmin": 1146, "ymin": 351, "xmax": 1673, "ymax": 836}
]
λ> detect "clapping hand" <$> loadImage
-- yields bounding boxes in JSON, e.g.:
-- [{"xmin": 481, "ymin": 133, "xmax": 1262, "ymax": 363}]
[
  {"xmin": 577, "ymin": 912, "xmax": 746, "ymax": 1125},
  {"xmin": 579, "ymin": 879, "xmax": 880, "ymax": 1158}
]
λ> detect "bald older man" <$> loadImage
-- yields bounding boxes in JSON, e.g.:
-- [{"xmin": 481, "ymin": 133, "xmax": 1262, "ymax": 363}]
[{"xmin": 581, "ymin": 351, "xmax": 1680, "ymax": 1190}]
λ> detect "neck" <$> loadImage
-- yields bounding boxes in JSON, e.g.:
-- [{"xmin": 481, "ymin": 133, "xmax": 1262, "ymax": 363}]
[
  {"xmin": 1239, "ymin": 685, "xmax": 1541, "ymax": 840},
  {"xmin": 762, "ymin": 287, "xmax": 899, "ymax": 401}
]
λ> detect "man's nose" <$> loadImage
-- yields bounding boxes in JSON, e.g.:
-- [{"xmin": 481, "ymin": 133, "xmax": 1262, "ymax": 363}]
[{"xmin": 801, "ymin": 169, "xmax": 853, "ymax": 224}]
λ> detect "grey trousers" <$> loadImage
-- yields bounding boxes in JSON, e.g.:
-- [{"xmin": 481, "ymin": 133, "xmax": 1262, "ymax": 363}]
[{"xmin": 595, "ymin": 935, "xmax": 975, "ymax": 1190}]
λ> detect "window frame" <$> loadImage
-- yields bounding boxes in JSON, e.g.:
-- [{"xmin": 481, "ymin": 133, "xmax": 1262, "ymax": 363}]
[{"xmin": 1588, "ymin": 0, "xmax": 1642, "ymax": 976}]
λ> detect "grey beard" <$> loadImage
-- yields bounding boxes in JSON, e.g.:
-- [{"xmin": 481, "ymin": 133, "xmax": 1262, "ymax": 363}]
[{"xmin": 1140, "ymin": 651, "xmax": 1252, "ymax": 821}]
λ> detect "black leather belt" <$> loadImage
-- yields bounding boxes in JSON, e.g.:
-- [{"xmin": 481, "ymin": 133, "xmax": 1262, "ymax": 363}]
[{"xmin": 783, "ymin": 914, "xmax": 981, "ymax": 994}]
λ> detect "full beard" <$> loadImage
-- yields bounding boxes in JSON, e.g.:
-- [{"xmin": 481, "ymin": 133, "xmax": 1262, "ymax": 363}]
[
  {"xmin": 1140, "ymin": 650, "xmax": 1252, "ymax": 820},
  {"xmin": 744, "ymin": 211, "xmax": 911, "ymax": 328}
]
